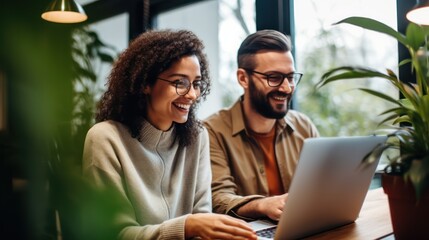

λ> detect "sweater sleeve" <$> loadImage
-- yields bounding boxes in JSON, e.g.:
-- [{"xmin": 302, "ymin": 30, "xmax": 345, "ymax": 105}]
[
  {"xmin": 82, "ymin": 123, "xmax": 187, "ymax": 240},
  {"xmin": 117, "ymin": 215, "xmax": 188, "ymax": 240}
]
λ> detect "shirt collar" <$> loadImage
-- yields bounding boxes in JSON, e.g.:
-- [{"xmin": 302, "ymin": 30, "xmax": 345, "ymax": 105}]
[{"xmin": 230, "ymin": 95, "xmax": 297, "ymax": 136}]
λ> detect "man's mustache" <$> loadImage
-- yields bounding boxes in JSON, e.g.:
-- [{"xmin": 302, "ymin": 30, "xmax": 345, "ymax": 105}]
[{"xmin": 268, "ymin": 91, "xmax": 291, "ymax": 99}]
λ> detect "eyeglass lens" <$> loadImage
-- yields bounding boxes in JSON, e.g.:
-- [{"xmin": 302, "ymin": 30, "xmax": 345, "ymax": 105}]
[
  {"xmin": 175, "ymin": 78, "xmax": 208, "ymax": 96},
  {"xmin": 267, "ymin": 73, "xmax": 301, "ymax": 87}
]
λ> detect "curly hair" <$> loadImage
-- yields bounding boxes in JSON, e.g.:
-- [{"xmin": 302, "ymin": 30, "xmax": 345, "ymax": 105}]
[{"xmin": 96, "ymin": 29, "xmax": 211, "ymax": 147}]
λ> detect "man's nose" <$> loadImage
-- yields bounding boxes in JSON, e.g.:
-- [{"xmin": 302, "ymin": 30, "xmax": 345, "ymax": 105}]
[{"xmin": 278, "ymin": 78, "xmax": 293, "ymax": 93}]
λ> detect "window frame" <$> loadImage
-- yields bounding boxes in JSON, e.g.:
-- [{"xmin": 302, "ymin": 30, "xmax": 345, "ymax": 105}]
[{"xmin": 80, "ymin": 0, "xmax": 414, "ymax": 102}]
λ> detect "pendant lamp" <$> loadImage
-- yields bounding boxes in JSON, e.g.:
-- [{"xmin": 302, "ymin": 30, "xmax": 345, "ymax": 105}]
[
  {"xmin": 41, "ymin": 0, "xmax": 87, "ymax": 24},
  {"xmin": 406, "ymin": 0, "xmax": 429, "ymax": 25}
]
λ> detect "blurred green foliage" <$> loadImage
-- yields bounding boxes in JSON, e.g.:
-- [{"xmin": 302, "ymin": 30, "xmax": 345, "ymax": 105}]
[
  {"xmin": 295, "ymin": 24, "xmax": 397, "ymax": 137},
  {"xmin": 0, "ymin": 1, "xmax": 119, "ymax": 240}
]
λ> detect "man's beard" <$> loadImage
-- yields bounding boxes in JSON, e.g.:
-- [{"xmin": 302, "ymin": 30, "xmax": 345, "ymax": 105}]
[{"xmin": 248, "ymin": 77, "xmax": 291, "ymax": 119}]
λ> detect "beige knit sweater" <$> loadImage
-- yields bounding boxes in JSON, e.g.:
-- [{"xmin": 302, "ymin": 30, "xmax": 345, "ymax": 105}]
[{"xmin": 83, "ymin": 120, "xmax": 212, "ymax": 239}]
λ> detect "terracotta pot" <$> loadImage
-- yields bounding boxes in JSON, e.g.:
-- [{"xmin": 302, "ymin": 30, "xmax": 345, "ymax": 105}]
[{"xmin": 382, "ymin": 173, "xmax": 429, "ymax": 239}]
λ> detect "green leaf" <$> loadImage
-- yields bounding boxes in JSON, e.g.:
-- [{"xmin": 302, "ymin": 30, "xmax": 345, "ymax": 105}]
[
  {"xmin": 406, "ymin": 23, "xmax": 427, "ymax": 52},
  {"xmin": 399, "ymin": 98, "xmax": 415, "ymax": 111},
  {"xmin": 362, "ymin": 143, "xmax": 387, "ymax": 165},
  {"xmin": 335, "ymin": 17, "xmax": 408, "ymax": 47},
  {"xmin": 358, "ymin": 88, "xmax": 403, "ymax": 105},
  {"xmin": 97, "ymin": 51, "xmax": 116, "ymax": 63},
  {"xmin": 318, "ymin": 66, "xmax": 391, "ymax": 88},
  {"xmin": 398, "ymin": 58, "xmax": 412, "ymax": 67},
  {"xmin": 421, "ymin": 95, "xmax": 429, "ymax": 119},
  {"xmin": 393, "ymin": 115, "xmax": 412, "ymax": 125},
  {"xmin": 378, "ymin": 113, "xmax": 401, "ymax": 126}
]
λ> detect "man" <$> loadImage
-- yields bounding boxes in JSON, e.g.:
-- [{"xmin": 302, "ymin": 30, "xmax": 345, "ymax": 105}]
[{"xmin": 203, "ymin": 29, "xmax": 319, "ymax": 221}]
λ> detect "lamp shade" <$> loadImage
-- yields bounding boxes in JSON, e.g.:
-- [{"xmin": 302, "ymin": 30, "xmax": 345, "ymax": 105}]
[
  {"xmin": 406, "ymin": 0, "xmax": 429, "ymax": 25},
  {"xmin": 41, "ymin": 0, "xmax": 87, "ymax": 23}
]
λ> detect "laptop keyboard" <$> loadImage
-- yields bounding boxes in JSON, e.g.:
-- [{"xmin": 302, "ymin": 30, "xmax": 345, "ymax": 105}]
[{"xmin": 256, "ymin": 226, "xmax": 277, "ymax": 238}]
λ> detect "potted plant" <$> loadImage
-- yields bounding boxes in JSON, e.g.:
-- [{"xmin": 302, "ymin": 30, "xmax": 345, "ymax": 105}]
[{"xmin": 317, "ymin": 16, "xmax": 429, "ymax": 239}]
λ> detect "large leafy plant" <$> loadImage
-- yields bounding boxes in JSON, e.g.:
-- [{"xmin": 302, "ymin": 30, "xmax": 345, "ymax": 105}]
[
  {"xmin": 317, "ymin": 16, "xmax": 429, "ymax": 198},
  {"xmin": 48, "ymin": 27, "xmax": 120, "ymax": 239}
]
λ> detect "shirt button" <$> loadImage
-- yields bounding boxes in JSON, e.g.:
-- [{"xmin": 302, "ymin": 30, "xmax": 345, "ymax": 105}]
[{"xmin": 260, "ymin": 167, "xmax": 265, "ymax": 174}]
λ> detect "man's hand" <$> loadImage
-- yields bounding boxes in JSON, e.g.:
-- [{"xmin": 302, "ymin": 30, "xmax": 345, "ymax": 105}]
[
  {"xmin": 185, "ymin": 213, "xmax": 257, "ymax": 240},
  {"xmin": 237, "ymin": 193, "xmax": 288, "ymax": 221}
]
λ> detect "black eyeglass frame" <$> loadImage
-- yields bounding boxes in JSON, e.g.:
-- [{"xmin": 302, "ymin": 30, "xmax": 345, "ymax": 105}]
[
  {"xmin": 157, "ymin": 77, "xmax": 208, "ymax": 96},
  {"xmin": 243, "ymin": 69, "xmax": 303, "ymax": 87}
]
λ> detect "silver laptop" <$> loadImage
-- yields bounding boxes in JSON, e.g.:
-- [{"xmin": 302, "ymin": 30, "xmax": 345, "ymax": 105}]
[{"xmin": 250, "ymin": 135, "xmax": 387, "ymax": 240}]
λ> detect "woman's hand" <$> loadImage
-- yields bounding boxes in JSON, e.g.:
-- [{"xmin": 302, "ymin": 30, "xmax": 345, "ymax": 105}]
[{"xmin": 185, "ymin": 213, "xmax": 257, "ymax": 240}]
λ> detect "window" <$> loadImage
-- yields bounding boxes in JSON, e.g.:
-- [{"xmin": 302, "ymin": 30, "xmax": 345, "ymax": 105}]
[
  {"xmin": 71, "ymin": 11, "xmax": 127, "ymax": 132},
  {"xmin": 80, "ymin": 0, "xmax": 399, "ymax": 137},
  {"xmin": 155, "ymin": 0, "xmax": 255, "ymax": 119},
  {"xmin": 294, "ymin": 0, "xmax": 398, "ymax": 137},
  {"xmin": 86, "ymin": 13, "xmax": 129, "ymax": 98}
]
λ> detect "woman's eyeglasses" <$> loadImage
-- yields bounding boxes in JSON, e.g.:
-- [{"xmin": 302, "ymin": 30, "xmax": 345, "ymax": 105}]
[{"xmin": 158, "ymin": 77, "xmax": 208, "ymax": 96}]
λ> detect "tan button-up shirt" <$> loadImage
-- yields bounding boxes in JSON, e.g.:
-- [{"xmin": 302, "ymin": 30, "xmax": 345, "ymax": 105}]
[{"xmin": 203, "ymin": 97, "xmax": 320, "ymax": 219}]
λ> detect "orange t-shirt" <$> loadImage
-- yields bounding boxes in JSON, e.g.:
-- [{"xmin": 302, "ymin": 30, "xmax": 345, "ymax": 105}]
[{"xmin": 250, "ymin": 126, "xmax": 284, "ymax": 196}]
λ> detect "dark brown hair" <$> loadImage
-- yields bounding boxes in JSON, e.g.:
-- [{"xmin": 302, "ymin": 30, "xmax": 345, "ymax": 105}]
[
  {"xmin": 237, "ymin": 29, "xmax": 292, "ymax": 70},
  {"xmin": 96, "ymin": 29, "xmax": 210, "ymax": 147}
]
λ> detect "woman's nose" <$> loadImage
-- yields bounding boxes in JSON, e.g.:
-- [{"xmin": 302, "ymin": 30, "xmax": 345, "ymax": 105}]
[{"xmin": 185, "ymin": 85, "xmax": 198, "ymax": 99}]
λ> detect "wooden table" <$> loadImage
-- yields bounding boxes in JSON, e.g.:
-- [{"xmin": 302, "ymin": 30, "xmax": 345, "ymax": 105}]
[{"xmin": 304, "ymin": 188, "xmax": 393, "ymax": 240}]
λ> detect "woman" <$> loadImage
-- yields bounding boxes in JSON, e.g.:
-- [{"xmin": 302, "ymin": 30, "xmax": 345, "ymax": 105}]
[{"xmin": 82, "ymin": 29, "xmax": 257, "ymax": 240}]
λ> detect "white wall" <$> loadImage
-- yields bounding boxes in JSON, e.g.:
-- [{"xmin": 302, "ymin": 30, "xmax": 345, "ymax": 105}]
[{"xmin": 155, "ymin": 0, "xmax": 223, "ymax": 119}]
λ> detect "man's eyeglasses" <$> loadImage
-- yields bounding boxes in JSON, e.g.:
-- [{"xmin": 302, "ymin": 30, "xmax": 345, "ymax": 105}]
[
  {"xmin": 157, "ymin": 77, "xmax": 208, "ymax": 96},
  {"xmin": 244, "ymin": 69, "xmax": 303, "ymax": 87}
]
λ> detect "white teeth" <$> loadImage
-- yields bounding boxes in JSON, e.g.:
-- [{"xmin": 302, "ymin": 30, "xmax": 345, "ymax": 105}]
[
  {"xmin": 273, "ymin": 96, "xmax": 287, "ymax": 100},
  {"xmin": 175, "ymin": 103, "xmax": 191, "ymax": 110}
]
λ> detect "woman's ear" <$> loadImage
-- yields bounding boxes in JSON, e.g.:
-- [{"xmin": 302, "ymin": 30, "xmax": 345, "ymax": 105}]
[{"xmin": 237, "ymin": 68, "xmax": 249, "ymax": 89}]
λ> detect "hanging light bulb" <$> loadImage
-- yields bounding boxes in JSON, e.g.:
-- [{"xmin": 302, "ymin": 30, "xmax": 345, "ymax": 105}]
[
  {"xmin": 41, "ymin": 0, "xmax": 88, "ymax": 24},
  {"xmin": 406, "ymin": 0, "xmax": 429, "ymax": 25}
]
